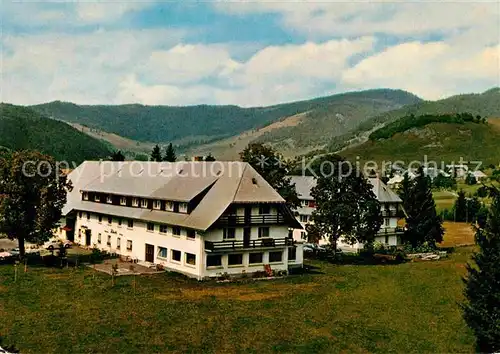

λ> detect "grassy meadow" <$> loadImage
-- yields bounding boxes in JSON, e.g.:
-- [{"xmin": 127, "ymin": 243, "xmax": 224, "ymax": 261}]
[{"xmin": 1, "ymin": 244, "xmax": 476, "ymax": 353}]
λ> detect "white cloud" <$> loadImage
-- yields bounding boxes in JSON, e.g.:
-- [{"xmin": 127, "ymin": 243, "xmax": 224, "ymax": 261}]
[
  {"xmin": 1, "ymin": 29, "xmax": 187, "ymax": 105},
  {"xmin": 341, "ymin": 42, "xmax": 500, "ymax": 99},
  {"xmin": 140, "ymin": 44, "xmax": 240, "ymax": 85},
  {"xmin": 215, "ymin": 1, "xmax": 499, "ymax": 40}
]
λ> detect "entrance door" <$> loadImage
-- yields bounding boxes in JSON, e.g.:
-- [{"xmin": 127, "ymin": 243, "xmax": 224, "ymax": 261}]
[
  {"xmin": 85, "ymin": 230, "xmax": 91, "ymax": 246},
  {"xmin": 145, "ymin": 244, "xmax": 155, "ymax": 263}
]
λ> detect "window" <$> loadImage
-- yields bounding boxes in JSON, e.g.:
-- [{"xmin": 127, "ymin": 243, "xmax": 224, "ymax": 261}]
[
  {"xmin": 299, "ymin": 215, "xmax": 308, "ymax": 223},
  {"xmin": 187, "ymin": 230, "xmax": 196, "ymax": 239},
  {"xmin": 127, "ymin": 219, "xmax": 133, "ymax": 229},
  {"xmin": 385, "ymin": 235, "xmax": 389, "ymax": 244},
  {"xmin": 126, "ymin": 240, "xmax": 132, "ymax": 251},
  {"xmin": 288, "ymin": 247, "xmax": 296, "ymax": 261},
  {"xmin": 223, "ymin": 228, "xmax": 236, "ymax": 239},
  {"xmin": 206, "ymin": 255, "xmax": 222, "ymax": 267},
  {"xmin": 94, "ymin": 194, "xmax": 100, "ymax": 202},
  {"xmin": 141, "ymin": 199, "xmax": 148, "ymax": 208},
  {"xmin": 159, "ymin": 225, "xmax": 168, "ymax": 234},
  {"xmin": 171, "ymin": 250, "xmax": 181, "ymax": 262},
  {"xmin": 259, "ymin": 204, "xmax": 271, "ymax": 214},
  {"xmin": 78, "ymin": 211, "xmax": 82, "ymax": 218},
  {"xmin": 158, "ymin": 247, "xmax": 168, "ymax": 259},
  {"xmin": 83, "ymin": 192, "xmax": 89, "ymax": 200},
  {"xmin": 107, "ymin": 195, "xmax": 112, "ymax": 204},
  {"xmin": 132, "ymin": 198, "xmax": 139, "ymax": 207},
  {"xmin": 228, "ymin": 254, "xmax": 243, "ymax": 266},
  {"xmin": 98, "ymin": 214, "xmax": 102, "ymax": 223},
  {"xmin": 116, "ymin": 237, "xmax": 121, "ymax": 249},
  {"xmin": 301, "ymin": 200, "xmax": 308, "ymax": 207},
  {"xmin": 107, "ymin": 216, "xmax": 112, "ymax": 225},
  {"xmin": 118, "ymin": 218, "xmax": 122, "ymax": 226},
  {"xmin": 249, "ymin": 253, "xmax": 263, "ymax": 264},
  {"xmin": 185, "ymin": 253, "xmax": 196, "ymax": 266},
  {"xmin": 97, "ymin": 233, "xmax": 101, "ymax": 244},
  {"xmin": 173, "ymin": 226, "xmax": 181, "ymax": 236},
  {"xmin": 258, "ymin": 227, "xmax": 270, "ymax": 238},
  {"xmin": 166, "ymin": 201, "xmax": 174, "ymax": 211},
  {"xmin": 153, "ymin": 200, "xmax": 161, "ymax": 210},
  {"xmin": 301, "ymin": 231, "xmax": 307, "ymax": 240},
  {"xmin": 288, "ymin": 229, "xmax": 293, "ymax": 238},
  {"xmin": 120, "ymin": 197, "xmax": 126, "ymax": 206},
  {"xmin": 385, "ymin": 218, "xmax": 390, "ymax": 227},
  {"xmin": 269, "ymin": 251, "xmax": 282, "ymax": 263},
  {"xmin": 147, "ymin": 223, "xmax": 154, "ymax": 232},
  {"xmin": 179, "ymin": 203, "xmax": 188, "ymax": 213},
  {"xmin": 107, "ymin": 235, "xmax": 111, "ymax": 246},
  {"xmin": 86, "ymin": 212, "xmax": 90, "ymax": 220}
]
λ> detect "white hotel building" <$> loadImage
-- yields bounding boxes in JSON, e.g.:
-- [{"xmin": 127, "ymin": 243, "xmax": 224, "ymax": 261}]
[
  {"xmin": 57, "ymin": 161, "xmax": 302, "ymax": 279},
  {"xmin": 289, "ymin": 175, "xmax": 405, "ymax": 250}
]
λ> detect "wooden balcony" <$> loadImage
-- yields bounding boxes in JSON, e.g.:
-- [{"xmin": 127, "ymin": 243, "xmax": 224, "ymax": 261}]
[
  {"xmin": 205, "ymin": 237, "xmax": 294, "ymax": 252},
  {"xmin": 215, "ymin": 214, "xmax": 286, "ymax": 226},
  {"xmin": 381, "ymin": 210, "xmax": 405, "ymax": 218},
  {"xmin": 377, "ymin": 227, "xmax": 405, "ymax": 236}
]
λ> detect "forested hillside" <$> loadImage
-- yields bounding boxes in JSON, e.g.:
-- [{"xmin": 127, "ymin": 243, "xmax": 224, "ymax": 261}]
[
  {"xmin": 340, "ymin": 118, "xmax": 500, "ymax": 166},
  {"xmin": 327, "ymin": 88, "xmax": 500, "ymax": 153},
  {"xmin": 31, "ymin": 89, "xmax": 421, "ymax": 147},
  {"xmin": 0, "ymin": 104, "xmax": 112, "ymax": 163}
]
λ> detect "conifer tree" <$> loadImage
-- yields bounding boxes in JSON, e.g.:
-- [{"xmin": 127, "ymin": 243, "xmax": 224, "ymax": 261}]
[
  {"xmin": 462, "ymin": 187, "xmax": 500, "ymax": 352},
  {"xmin": 401, "ymin": 166, "xmax": 444, "ymax": 247},
  {"xmin": 150, "ymin": 145, "xmax": 162, "ymax": 162},
  {"xmin": 164, "ymin": 143, "xmax": 177, "ymax": 162},
  {"xmin": 454, "ymin": 190, "xmax": 467, "ymax": 222}
]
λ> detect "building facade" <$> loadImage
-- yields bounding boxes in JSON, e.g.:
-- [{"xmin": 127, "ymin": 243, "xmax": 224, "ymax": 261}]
[
  {"xmin": 289, "ymin": 176, "xmax": 405, "ymax": 250},
  {"xmin": 59, "ymin": 161, "xmax": 303, "ymax": 279}
]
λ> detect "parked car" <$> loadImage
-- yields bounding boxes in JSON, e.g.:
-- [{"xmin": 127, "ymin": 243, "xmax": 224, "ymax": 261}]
[
  {"xmin": 0, "ymin": 251, "xmax": 12, "ymax": 260},
  {"xmin": 9, "ymin": 248, "xmax": 20, "ymax": 256},
  {"xmin": 46, "ymin": 240, "xmax": 71, "ymax": 250},
  {"xmin": 303, "ymin": 243, "xmax": 327, "ymax": 253}
]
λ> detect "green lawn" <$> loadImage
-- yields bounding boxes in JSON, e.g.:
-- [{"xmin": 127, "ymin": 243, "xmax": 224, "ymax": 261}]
[{"xmin": 0, "ymin": 249, "xmax": 475, "ymax": 353}]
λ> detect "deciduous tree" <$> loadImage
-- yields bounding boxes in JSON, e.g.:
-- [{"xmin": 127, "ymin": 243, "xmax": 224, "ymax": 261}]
[
  {"xmin": 240, "ymin": 143, "xmax": 300, "ymax": 209},
  {"xmin": 307, "ymin": 155, "xmax": 382, "ymax": 249},
  {"xmin": 0, "ymin": 151, "xmax": 72, "ymax": 258}
]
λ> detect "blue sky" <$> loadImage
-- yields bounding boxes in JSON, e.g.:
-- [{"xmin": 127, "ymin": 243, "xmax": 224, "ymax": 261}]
[{"xmin": 1, "ymin": 1, "xmax": 499, "ymax": 106}]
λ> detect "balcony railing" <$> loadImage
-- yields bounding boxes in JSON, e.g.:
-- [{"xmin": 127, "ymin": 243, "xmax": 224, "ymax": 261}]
[
  {"xmin": 381, "ymin": 210, "xmax": 405, "ymax": 218},
  {"xmin": 205, "ymin": 237, "xmax": 294, "ymax": 252},
  {"xmin": 215, "ymin": 214, "xmax": 286, "ymax": 226},
  {"xmin": 377, "ymin": 227, "xmax": 405, "ymax": 236}
]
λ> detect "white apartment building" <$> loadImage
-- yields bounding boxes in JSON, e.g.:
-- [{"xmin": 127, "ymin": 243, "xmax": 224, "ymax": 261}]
[
  {"xmin": 289, "ymin": 176, "xmax": 405, "ymax": 251},
  {"xmin": 58, "ymin": 161, "xmax": 303, "ymax": 279}
]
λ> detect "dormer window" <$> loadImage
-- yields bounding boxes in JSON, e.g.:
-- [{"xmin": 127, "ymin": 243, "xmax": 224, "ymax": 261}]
[
  {"xmin": 141, "ymin": 199, "xmax": 148, "ymax": 208},
  {"xmin": 166, "ymin": 201, "xmax": 174, "ymax": 211},
  {"xmin": 94, "ymin": 195, "xmax": 100, "ymax": 202},
  {"xmin": 132, "ymin": 198, "xmax": 139, "ymax": 207},
  {"xmin": 120, "ymin": 197, "xmax": 126, "ymax": 206},
  {"xmin": 83, "ymin": 192, "xmax": 89, "ymax": 201},
  {"xmin": 153, "ymin": 200, "xmax": 161, "ymax": 210},
  {"xmin": 106, "ymin": 195, "xmax": 112, "ymax": 204},
  {"xmin": 179, "ymin": 202, "xmax": 188, "ymax": 213}
]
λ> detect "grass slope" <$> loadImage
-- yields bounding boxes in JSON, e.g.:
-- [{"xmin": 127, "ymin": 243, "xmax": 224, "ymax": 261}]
[
  {"xmin": 0, "ymin": 104, "xmax": 112, "ymax": 163},
  {"xmin": 30, "ymin": 89, "xmax": 421, "ymax": 148},
  {"xmin": 341, "ymin": 121, "xmax": 500, "ymax": 166},
  {"xmin": 0, "ymin": 247, "xmax": 474, "ymax": 353}
]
